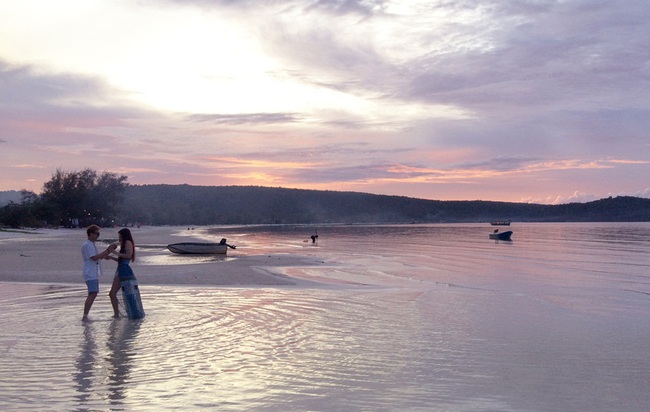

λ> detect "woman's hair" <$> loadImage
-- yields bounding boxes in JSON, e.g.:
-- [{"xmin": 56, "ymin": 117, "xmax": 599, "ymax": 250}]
[{"xmin": 118, "ymin": 228, "xmax": 136, "ymax": 262}]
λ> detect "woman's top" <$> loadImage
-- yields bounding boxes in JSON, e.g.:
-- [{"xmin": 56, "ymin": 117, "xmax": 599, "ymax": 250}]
[{"xmin": 117, "ymin": 257, "xmax": 136, "ymax": 281}]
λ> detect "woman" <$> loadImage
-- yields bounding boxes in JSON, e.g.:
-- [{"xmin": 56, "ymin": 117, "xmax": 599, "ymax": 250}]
[{"xmin": 108, "ymin": 228, "xmax": 144, "ymax": 318}]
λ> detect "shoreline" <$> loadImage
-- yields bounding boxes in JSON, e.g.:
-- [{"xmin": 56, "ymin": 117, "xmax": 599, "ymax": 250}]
[{"xmin": 0, "ymin": 226, "xmax": 334, "ymax": 288}]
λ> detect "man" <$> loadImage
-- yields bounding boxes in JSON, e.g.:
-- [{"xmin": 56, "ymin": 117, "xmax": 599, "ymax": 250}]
[{"xmin": 81, "ymin": 224, "xmax": 116, "ymax": 320}]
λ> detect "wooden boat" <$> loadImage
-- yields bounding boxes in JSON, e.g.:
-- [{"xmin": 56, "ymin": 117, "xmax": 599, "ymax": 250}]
[
  {"xmin": 167, "ymin": 240, "xmax": 234, "ymax": 254},
  {"xmin": 489, "ymin": 230, "xmax": 513, "ymax": 240},
  {"xmin": 490, "ymin": 220, "xmax": 511, "ymax": 226}
]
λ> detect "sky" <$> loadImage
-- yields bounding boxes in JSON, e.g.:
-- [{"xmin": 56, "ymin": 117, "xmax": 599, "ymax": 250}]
[{"xmin": 1, "ymin": 0, "xmax": 649, "ymax": 204}]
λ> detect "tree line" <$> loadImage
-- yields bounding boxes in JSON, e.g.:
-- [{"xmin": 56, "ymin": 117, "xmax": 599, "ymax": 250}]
[
  {"xmin": 2, "ymin": 169, "xmax": 650, "ymax": 228},
  {"xmin": 119, "ymin": 184, "xmax": 650, "ymax": 225},
  {"xmin": 0, "ymin": 168, "xmax": 128, "ymax": 228}
]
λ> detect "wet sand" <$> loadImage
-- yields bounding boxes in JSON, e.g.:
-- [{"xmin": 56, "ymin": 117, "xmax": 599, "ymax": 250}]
[{"xmin": 0, "ymin": 226, "xmax": 328, "ymax": 287}]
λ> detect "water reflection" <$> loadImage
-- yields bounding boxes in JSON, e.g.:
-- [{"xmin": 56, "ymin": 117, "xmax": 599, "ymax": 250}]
[
  {"xmin": 6, "ymin": 223, "xmax": 650, "ymax": 411},
  {"xmin": 137, "ymin": 253, "xmax": 229, "ymax": 265},
  {"xmin": 106, "ymin": 319, "xmax": 142, "ymax": 407},
  {"xmin": 73, "ymin": 319, "xmax": 142, "ymax": 411},
  {"xmin": 73, "ymin": 322, "xmax": 98, "ymax": 407}
]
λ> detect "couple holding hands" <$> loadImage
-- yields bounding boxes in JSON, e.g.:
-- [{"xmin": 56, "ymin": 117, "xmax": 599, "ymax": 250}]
[{"xmin": 81, "ymin": 225, "xmax": 144, "ymax": 320}]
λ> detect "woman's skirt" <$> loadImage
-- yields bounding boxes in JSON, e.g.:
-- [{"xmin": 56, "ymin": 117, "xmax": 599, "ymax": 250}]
[{"xmin": 117, "ymin": 263, "xmax": 145, "ymax": 319}]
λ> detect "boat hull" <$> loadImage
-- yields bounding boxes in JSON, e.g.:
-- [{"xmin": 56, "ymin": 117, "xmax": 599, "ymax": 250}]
[
  {"xmin": 490, "ymin": 221, "xmax": 511, "ymax": 226},
  {"xmin": 489, "ymin": 231, "xmax": 513, "ymax": 240},
  {"xmin": 167, "ymin": 242, "xmax": 228, "ymax": 254}
]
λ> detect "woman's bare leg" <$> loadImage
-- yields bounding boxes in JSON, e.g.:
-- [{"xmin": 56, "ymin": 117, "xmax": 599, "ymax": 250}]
[{"xmin": 109, "ymin": 275, "xmax": 121, "ymax": 317}]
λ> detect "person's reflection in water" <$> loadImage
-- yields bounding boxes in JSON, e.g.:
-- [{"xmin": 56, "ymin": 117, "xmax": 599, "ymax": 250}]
[
  {"xmin": 74, "ymin": 321, "xmax": 98, "ymax": 408},
  {"xmin": 106, "ymin": 318, "xmax": 143, "ymax": 408}
]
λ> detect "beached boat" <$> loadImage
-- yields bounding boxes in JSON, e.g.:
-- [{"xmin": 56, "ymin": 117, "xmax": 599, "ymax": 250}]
[
  {"xmin": 167, "ymin": 240, "xmax": 234, "ymax": 254},
  {"xmin": 489, "ymin": 230, "xmax": 513, "ymax": 240},
  {"xmin": 490, "ymin": 220, "xmax": 511, "ymax": 226}
]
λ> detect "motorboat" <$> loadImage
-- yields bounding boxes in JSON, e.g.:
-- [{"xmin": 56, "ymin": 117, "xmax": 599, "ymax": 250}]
[
  {"xmin": 490, "ymin": 220, "xmax": 511, "ymax": 226},
  {"xmin": 167, "ymin": 238, "xmax": 235, "ymax": 254},
  {"xmin": 489, "ymin": 230, "xmax": 513, "ymax": 240}
]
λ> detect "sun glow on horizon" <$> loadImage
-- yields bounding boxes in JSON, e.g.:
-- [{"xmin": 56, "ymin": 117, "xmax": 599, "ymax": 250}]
[{"xmin": 1, "ymin": 1, "xmax": 649, "ymax": 203}]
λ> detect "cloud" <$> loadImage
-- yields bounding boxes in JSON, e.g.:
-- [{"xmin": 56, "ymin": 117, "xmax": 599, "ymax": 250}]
[
  {"xmin": 0, "ymin": 60, "xmax": 147, "ymax": 137},
  {"xmin": 0, "ymin": 61, "xmax": 103, "ymax": 106},
  {"xmin": 1, "ymin": 1, "xmax": 650, "ymax": 203},
  {"xmin": 188, "ymin": 112, "xmax": 303, "ymax": 125},
  {"xmin": 155, "ymin": 0, "xmax": 386, "ymax": 15}
]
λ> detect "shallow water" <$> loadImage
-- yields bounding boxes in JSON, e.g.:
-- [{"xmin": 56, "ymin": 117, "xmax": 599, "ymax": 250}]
[{"xmin": 1, "ymin": 222, "xmax": 650, "ymax": 411}]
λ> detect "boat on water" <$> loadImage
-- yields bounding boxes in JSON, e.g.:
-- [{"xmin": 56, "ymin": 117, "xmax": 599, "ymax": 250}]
[
  {"xmin": 490, "ymin": 220, "xmax": 511, "ymax": 226},
  {"xmin": 167, "ymin": 238, "xmax": 236, "ymax": 255},
  {"xmin": 489, "ymin": 230, "xmax": 513, "ymax": 241},
  {"xmin": 167, "ymin": 242, "xmax": 228, "ymax": 254}
]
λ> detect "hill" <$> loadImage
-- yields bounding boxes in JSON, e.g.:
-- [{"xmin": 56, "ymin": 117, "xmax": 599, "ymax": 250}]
[
  {"xmin": 118, "ymin": 185, "xmax": 650, "ymax": 225},
  {"xmin": 0, "ymin": 190, "xmax": 22, "ymax": 207}
]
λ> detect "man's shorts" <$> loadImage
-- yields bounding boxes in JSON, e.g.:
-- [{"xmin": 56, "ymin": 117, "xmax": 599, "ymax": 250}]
[{"xmin": 86, "ymin": 279, "xmax": 99, "ymax": 294}]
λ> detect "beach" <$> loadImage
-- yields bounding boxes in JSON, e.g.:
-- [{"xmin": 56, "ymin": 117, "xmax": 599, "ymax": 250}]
[
  {"xmin": 2, "ymin": 223, "xmax": 650, "ymax": 411},
  {"xmin": 0, "ymin": 226, "xmax": 329, "ymax": 287}
]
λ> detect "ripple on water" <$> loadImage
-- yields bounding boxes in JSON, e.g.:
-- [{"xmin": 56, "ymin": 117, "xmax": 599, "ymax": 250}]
[{"xmin": 0, "ymin": 283, "xmax": 493, "ymax": 411}]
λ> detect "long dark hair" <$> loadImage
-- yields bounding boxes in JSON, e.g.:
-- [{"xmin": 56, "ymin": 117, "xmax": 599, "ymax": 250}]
[{"xmin": 118, "ymin": 228, "xmax": 136, "ymax": 262}]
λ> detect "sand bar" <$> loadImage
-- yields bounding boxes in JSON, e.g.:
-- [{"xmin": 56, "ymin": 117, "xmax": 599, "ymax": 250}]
[{"xmin": 0, "ymin": 226, "xmax": 329, "ymax": 287}]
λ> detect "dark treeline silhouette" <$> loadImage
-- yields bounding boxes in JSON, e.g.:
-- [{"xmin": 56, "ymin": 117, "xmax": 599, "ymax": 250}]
[
  {"xmin": 0, "ymin": 168, "xmax": 128, "ymax": 228},
  {"xmin": 3, "ymin": 182, "xmax": 650, "ymax": 228},
  {"xmin": 118, "ymin": 184, "xmax": 650, "ymax": 225}
]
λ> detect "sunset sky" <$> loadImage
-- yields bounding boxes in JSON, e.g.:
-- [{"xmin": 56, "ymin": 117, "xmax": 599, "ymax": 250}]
[{"xmin": 1, "ymin": 0, "xmax": 649, "ymax": 204}]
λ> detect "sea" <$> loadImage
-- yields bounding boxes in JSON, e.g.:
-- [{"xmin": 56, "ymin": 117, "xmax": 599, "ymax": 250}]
[{"xmin": 1, "ymin": 222, "xmax": 650, "ymax": 411}]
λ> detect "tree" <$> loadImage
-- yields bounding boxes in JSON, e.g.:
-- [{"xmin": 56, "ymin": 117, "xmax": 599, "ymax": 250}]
[
  {"xmin": 0, "ymin": 190, "xmax": 40, "ymax": 227},
  {"xmin": 40, "ymin": 168, "xmax": 129, "ymax": 227}
]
